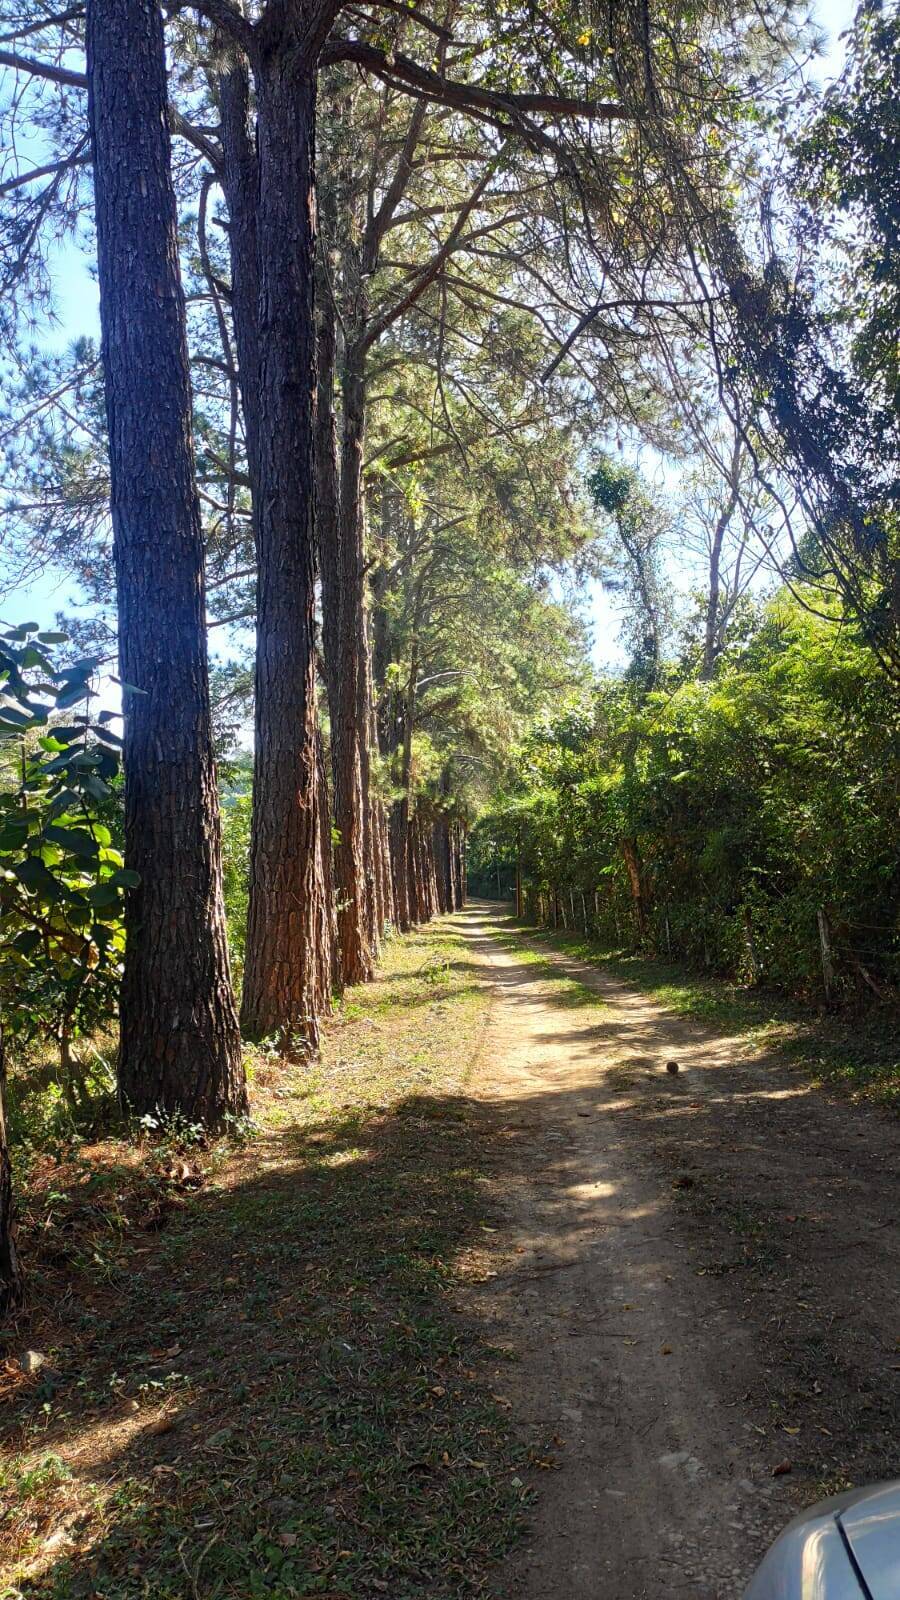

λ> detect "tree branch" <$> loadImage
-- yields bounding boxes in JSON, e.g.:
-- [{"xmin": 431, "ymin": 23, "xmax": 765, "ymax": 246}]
[
  {"xmin": 0, "ymin": 8, "xmax": 84, "ymax": 44},
  {"xmin": 0, "ymin": 50, "xmax": 222, "ymax": 167},
  {"xmin": 364, "ymin": 152, "xmax": 505, "ymax": 347},
  {"xmin": 0, "ymin": 45, "xmax": 85, "ymax": 87},
  {"xmin": 189, "ymin": 0, "xmax": 254, "ymax": 51},
  {"xmin": 365, "ymin": 0, "xmax": 454, "ymax": 36},
  {"xmin": 0, "ymin": 139, "xmax": 89, "ymax": 197},
  {"xmin": 320, "ymin": 40, "xmax": 630, "ymax": 135}
]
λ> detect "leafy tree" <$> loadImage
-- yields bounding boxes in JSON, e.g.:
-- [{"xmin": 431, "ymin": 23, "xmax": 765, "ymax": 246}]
[
  {"xmin": 798, "ymin": 0, "xmax": 900, "ymax": 424},
  {"xmin": 0, "ymin": 623, "xmax": 128, "ymax": 1314},
  {"xmin": 490, "ymin": 589, "xmax": 900, "ymax": 999}
]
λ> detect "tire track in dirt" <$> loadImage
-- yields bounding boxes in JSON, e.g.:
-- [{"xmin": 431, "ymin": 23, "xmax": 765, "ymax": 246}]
[{"xmin": 457, "ymin": 903, "xmax": 900, "ymax": 1600}]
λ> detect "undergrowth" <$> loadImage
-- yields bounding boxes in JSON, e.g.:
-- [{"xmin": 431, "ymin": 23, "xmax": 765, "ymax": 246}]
[
  {"xmin": 511, "ymin": 918, "xmax": 900, "ymax": 1108},
  {"xmin": 1, "ymin": 921, "xmax": 529, "ymax": 1600}
]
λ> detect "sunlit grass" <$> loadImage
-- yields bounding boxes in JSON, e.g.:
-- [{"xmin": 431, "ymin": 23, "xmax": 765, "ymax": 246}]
[
  {"xmin": 2, "ymin": 918, "xmax": 532, "ymax": 1600},
  {"xmin": 508, "ymin": 916, "xmax": 900, "ymax": 1107}
]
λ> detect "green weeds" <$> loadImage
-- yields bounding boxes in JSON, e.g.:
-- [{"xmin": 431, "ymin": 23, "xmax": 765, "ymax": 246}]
[{"xmin": 2, "ymin": 921, "xmax": 528, "ymax": 1600}]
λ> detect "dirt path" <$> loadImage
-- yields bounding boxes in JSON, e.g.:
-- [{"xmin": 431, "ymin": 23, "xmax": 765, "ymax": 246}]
[{"xmin": 458, "ymin": 902, "xmax": 900, "ymax": 1600}]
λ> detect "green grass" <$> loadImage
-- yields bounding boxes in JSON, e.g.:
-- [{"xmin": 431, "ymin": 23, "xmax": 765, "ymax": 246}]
[
  {"xmin": 2, "ymin": 922, "xmax": 530, "ymax": 1600},
  {"xmin": 483, "ymin": 923, "xmax": 609, "ymax": 1010},
  {"xmin": 506, "ymin": 917, "xmax": 900, "ymax": 1107}
]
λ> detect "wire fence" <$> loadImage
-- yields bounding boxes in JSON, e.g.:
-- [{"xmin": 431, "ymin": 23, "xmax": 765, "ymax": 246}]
[{"xmin": 520, "ymin": 882, "xmax": 899, "ymax": 1007}]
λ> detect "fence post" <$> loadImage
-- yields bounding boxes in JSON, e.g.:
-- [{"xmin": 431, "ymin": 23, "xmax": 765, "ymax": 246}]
[
  {"xmin": 817, "ymin": 907, "xmax": 835, "ymax": 1002},
  {"xmin": 580, "ymin": 891, "xmax": 587, "ymax": 933}
]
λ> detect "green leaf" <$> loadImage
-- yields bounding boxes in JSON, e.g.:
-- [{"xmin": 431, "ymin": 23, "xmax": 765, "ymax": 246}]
[
  {"xmin": 36, "ymin": 632, "xmax": 68, "ymax": 645},
  {"xmin": 108, "ymin": 867, "xmax": 140, "ymax": 889},
  {"xmin": 81, "ymin": 774, "xmax": 110, "ymax": 802},
  {"xmin": 49, "ymin": 788, "xmax": 82, "ymax": 816},
  {"xmin": 41, "ymin": 750, "xmax": 78, "ymax": 774},
  {"xmin": 0, "ymin": 705, "xmax": 33, "ymax": 729},
  {"xmin": 14, "ymin": 856, "xmax": 65, "ymax": 901},
  {"xmin": 86, "ymin": 883, "xmax": 121, "ymax": 908},
  {"xmin": 55, "ymin": 681, "xmax": 91, "ymax": 711},
  {"xmin": 45, "ymin": 824, "xmax": 100, "ymax": 859},
  {"xmin": 96, "ymin": 750, "xmax": 119, "ymax": 781},
  {"xmin": 57, "ymin": 657, "xmax": 100, "ymax": 682},
  {"xmin": 0, "ymin": 820, "xmax": 30, "ymax": 851},
  {"xmin": 19, "ymin": 646, "xmax": 54, "ymax": 673}
]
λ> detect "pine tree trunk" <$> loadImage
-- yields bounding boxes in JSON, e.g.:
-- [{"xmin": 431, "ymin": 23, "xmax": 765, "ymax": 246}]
[
  {"xmin": 314, "ymin": 717, "xmax": 338, "ymax": 1001},
  {"xmin": 86, "ymin": 0, "xmax": 245, "ymax": 1120},
  {"xmin": 369, "ymin": 564, "xmax": 396, "ymax": 932},
  {"xmin": 357, "ymin": 594, "xmax": 379, "ymax": 951},
  {"xmin": 317, "ymin": 278, "xmax": 373, "ymax": 985},
  {"xmin": 411, "ymin": 817, "xmax": 425, "ymax": 923},
  {"xmin": 0, "ymin": 1023, "xmax": 24, "ymax": 1318},
  {"xmin": 239, "ymin": 51, "xmax": 328, "ymax": 1044},
  {"xmin": 448, "ymin": 823, "xmax": 459, "ymax": 910},
  {"xmin": 621, "ymin": 838, "xmax": 646, "ymax": 938},
  {"xmin": 417, "ymin": 820, "xmax": 430, "ymax": 921},
  {"xmin": 436, "ymin": 819, "xmax": 451, "ymax": 913},
  {"xmin": 313, "ymin": 255, "xmax": 344, "ymax": 991},
  {"xmin": 390, "ymin": 803, "xmax": 411, "ymax": 932},
  {"xmin": 218, "ymin": 56, "xmax": 262, "ymax": 545},
  {"xmin": 376, "ymin": 796, "xmax": 396, "ymax": 929},
  {"xmin": 420, "ymin": 818, "xmax": 434, "ymax": 921}
]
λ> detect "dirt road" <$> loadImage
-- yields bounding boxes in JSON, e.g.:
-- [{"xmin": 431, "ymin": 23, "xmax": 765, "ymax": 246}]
[{"xmin": 459, "ymin": 903, "xmax": 900, "ymax": 1600}]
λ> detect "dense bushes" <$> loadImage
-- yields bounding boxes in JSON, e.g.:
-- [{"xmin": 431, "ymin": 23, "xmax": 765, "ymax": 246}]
[
  {"xmin": 473, "ymin": 593, "xmax": 900, "ymax": 1001},
  {"xmin": 0, "ymin": 629, "xmax": 130, "ymax": 1081}
]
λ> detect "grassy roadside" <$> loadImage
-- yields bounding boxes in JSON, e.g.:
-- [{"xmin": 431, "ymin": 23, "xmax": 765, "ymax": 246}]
[
  {"xmin": 504, "ymin": 916, "xmax": 900, "ymax": 1108},
  {"xmin": 1, "ymin": 920, "xmax": 530, "ymax": 1600}
]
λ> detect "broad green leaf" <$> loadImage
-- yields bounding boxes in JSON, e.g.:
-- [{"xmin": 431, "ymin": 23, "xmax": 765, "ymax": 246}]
[
  {"xmin": 14, "ymin": 855, "xmax": 65, "ymax": 901},
  {"xmin": 81, "ymin": 774, "xmax": 110, "ymax": 801},
  {"xmin": 45, "ymin": 824, "xmax": 100, "ymax": 859},
  {"xmin": 86, "ymin": 883, "xmax": 121, "ymax": 908},
  {"xmin": 0, "ymin": 821, "xmax": 30, "ymax": 851},
  {"xmin": 108, "ymin": 867, "xmax": 140, "ymax": 889}
]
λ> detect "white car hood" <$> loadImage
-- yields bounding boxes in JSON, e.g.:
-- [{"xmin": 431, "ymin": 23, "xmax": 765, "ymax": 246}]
[{"xmin": 839, "ymin": 1483, "xmax": 900, "ymax": 1600}]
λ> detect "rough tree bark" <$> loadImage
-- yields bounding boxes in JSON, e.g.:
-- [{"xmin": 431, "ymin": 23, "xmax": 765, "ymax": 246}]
[
  {"xmin": 391, "ymin": 622, "xmax": 419, "ymax": 931},
  {"xmin": 315, "ymin": 717, "xmax": 339, "ymax": 998},
  {"xmin": 239, "ymin": 39, "xmax": 329, "ymax": 1043},
  {"xmin": 86, "ymin": 0, "xmax": 245, "ymax": 1120},
  {"xmin": 316, "ymin": 256, "xmax": 373, "ymax": 984},
  {"xmin": 621, "ymin": 838, "xmax": 646, "ymax": 939},
  {"xmin": 370, "ymin": 538, "xmax": 398, "ymax": 928},
  {"xmin": 218, "ymin": 56, "xmax": 263, "ymax": 543}
]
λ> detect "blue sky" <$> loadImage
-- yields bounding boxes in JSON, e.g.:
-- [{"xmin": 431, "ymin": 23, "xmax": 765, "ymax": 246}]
[{"xmin": 1, "ymin": 0, "xmax": 856, "ymax": 669}]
